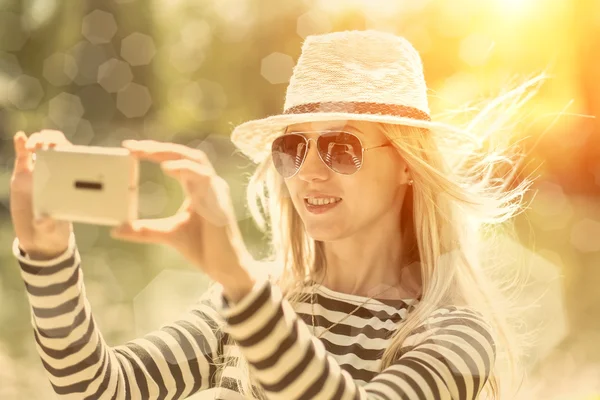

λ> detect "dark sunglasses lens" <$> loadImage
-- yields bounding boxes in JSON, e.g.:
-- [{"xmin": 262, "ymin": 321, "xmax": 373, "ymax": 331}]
[
  {"xmin": 317, "ymin": 132, "xmax": 363, "ymax": 174},
  {"xmin": 272, "ymin": 135, "xmax": 307, "ymax": 178}
]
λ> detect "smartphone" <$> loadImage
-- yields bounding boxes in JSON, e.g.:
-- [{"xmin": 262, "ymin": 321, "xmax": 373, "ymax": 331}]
[{"xmin": 32, "ymin": 145, "xmax": 139, "ymax": 226}]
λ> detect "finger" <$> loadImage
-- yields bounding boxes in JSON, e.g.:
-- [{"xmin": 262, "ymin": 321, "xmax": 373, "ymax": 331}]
[
  {"xmin": 176, "ymin": 197, "xmax": 193, "ymax": 214},
  {"xmin": 13, "ymin": 131, "xmax": 33, "ymax": 173},
  {"xmin": 161, "ymin": 159, "xmax": 213, "ymax": 179},
  {"xmin": 123, "ymin": 140, "xmax": 212, "ymax": 170},
  {"xmin": 110, "ymin": 214, "xmax": 186, "ymax": 245},
  {"xmin": 25, "ymin": 130, "xmax": 70, "ymax": 150},
  {"xmin": 161, "ymin": 160, "xmax": 215, "ymax": 198}
]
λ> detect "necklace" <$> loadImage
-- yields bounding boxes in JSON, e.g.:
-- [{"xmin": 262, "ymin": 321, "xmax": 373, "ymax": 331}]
[{"xmin": 310, "ymin": 282, "xmax": 397, "ymax": 338}]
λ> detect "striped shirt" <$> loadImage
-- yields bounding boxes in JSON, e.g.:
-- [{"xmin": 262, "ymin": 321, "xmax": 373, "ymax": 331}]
[{"xmin": 12, "ymin": 234, "xmax": 496, "ymax": 399}]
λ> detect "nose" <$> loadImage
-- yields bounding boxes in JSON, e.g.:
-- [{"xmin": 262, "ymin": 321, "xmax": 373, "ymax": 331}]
[{"xmin": 295, "ymin": 137, "xmax": 330, "ymax": 182}]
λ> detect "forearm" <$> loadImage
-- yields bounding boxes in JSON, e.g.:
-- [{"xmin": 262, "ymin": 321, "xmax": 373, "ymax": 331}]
[
  {"xmin": 13, "ymin": 235, "xmax": 125, "ymax": 398},
  {"xmin": 219, "ymin": 279, "xmax": 362, "ymax": 400},
  {"xmin": 220, "ymin": 265, "xmax": 257, "ymax": 304}
]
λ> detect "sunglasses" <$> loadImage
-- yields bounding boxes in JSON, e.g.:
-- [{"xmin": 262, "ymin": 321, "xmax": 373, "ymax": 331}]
[{"xmin": 271, "ymin": 130, "xmax": 393, "ymax": 178}]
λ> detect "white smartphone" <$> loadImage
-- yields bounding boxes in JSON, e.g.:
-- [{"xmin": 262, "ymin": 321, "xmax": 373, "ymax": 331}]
[{"xmin": 32, "ymin": 145, "xmax": 139, "ymax": 226}]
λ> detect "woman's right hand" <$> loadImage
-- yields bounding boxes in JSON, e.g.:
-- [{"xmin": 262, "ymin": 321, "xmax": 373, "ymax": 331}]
[{"xmin": 10, "ymin": 130, "xmax": 74, "ymax": 260}]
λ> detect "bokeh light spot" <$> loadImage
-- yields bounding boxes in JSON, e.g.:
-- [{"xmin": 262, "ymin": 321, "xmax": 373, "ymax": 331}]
[
  {"xmin": 533, "ymin": 181, "xmax": 569, "ymax": 216},
  {"xmin": 138, "ymin": 181, "xmax": 169, "ymax": 217},
  {"xmin": 48, "ymin": 93, "xmax": 85, "ymax": 127},
  {"xmin": 97, "ymin": 58, "xmax": 133, "ymax": 93},
  {"xmin": 402, "ymin": 24, "xmax": 433, "ymax": 54},
  {"xmin": 22, "ymin": 0, "xmax": 58, "ymax": 31},
  {"xmin": 459, "ymin": 33, "xmax": 495, "ymax": 66},
  {"xmin": 117, "ymin": 83, "xmax": 152, "ymax": 118},
  {"xmin": 180, "ymin": 19, "xmax": 212, "ymax": 50},
  {"xmin": 261, "ymin": 52, "xmax": 295, "ymax": 84},
  {"xmin": 43, "ymin": 52, "xmax": 79, "ymax": 86},
  {"xmin": 296, "ymin": 11, "xmax": 332, "ymax": 39},
  {"xmin": 121, "ymin": 32, "xmax": 156, "ymax": 66},
  {"xmin": 169, "ymin": 42, "xmax": 206, "ymax": 74},
  {"xmin": 0, "ymin": 75, "xmax": 13, "ymax": 106},
  {"xmin": 0, "ymin": 51, "xmax": 21, "ymax": 76},
  {"xmin": 82, "ymin": 10, "xmax": 118, "ymax": 44},
  {"xmin": 169, "ymin": 79, "xmax": 228, "ymax": 121},
  {"xmin": 74, "ymin": 119, "xmax": 95, "ymax": 145},
  {"xmin": 438, "ymin": 72, "xmax": 479, "ymax": 107},
  {"xmin": 530, "ymin": 181, "xmax": 574, "ymax": 231},
  {"xmin": 570, "ymin": 218, "xmax": 600, "ymax": 253},
  {"xmin": 133, "ymin": 269, "xmax": 209, "ymax": 338},
  {"xmin": 7, "ymin": 75, "xmax": 44, "ymax": 110}
]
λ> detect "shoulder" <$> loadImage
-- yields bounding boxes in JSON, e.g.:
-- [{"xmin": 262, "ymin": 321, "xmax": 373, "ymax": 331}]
[
  {"xmin": 395, "ymin": 306, "xmax": 498, "ymax": 391},
  {"xmin": 421, "ymin": 305, "xmax": 492, "ymax": 328},
  {"xmin": 403, "ymin": 305, "xmax": 496, "ymax": 353}
]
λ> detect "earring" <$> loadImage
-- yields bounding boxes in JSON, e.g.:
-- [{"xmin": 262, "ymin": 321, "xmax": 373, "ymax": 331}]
[{"xmin": 408, "ymin": 179, "xmax": 413, "ymax": 186}]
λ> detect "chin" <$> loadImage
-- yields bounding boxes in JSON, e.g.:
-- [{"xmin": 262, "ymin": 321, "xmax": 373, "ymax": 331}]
[
  {"xmin": 304, "ymin": 224, "xmax": 350, "ymax": 242},
  {"xmin": 295, "ymin": 202, "xmax": 353, "ymax": 241}
]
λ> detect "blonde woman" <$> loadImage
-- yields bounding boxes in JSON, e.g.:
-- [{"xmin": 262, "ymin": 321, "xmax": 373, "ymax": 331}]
[{"xmin": 9, "ymin": 30, "xmax": 537, "ymax": 399}]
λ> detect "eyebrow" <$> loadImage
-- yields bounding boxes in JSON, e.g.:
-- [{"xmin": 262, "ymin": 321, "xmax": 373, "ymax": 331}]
[
  {"xmin": 343, "ymin": 125, "xmax": 365, "ymax": 137},
  {"xmin": 286, "ymin": 124, "xmax": 365, "ymax": 137}
]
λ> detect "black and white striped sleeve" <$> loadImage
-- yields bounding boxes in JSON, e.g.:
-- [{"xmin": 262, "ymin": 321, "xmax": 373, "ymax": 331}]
[
  {"xmin": 13, "ymin": 234, "xmax": 225, "ymax": 400},
  {"xmin": 219, "ymin": 279, "xmax": 496, "ymax": 400}
]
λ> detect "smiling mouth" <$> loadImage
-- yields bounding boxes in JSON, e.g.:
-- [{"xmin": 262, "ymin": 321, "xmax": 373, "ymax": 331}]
[
  {"xmin": 304, "ymin": 197, "xmax": 343, "ymax": 206},
  {"xmin": 303, "ymin": 198, "xmax": 343, "ymax": 214}
]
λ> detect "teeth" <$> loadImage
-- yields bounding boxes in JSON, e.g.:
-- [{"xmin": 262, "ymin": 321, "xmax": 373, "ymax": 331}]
[{"xmin": 306, "ymin": 197, "xmax": 341, "ymax": 206}]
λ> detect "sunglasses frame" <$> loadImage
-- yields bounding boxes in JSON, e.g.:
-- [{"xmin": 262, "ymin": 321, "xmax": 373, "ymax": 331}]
[{"xmin": 271, "ymin": 130, "xmax": 394, "ymax": 178}]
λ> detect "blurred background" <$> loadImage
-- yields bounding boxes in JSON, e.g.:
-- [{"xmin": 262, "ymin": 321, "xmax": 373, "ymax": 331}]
[{"xmin": 0, "ymin": 0, "xmax": 599, "ymax": 399}]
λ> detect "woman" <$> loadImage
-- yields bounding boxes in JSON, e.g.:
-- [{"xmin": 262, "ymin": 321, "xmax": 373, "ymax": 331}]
[{"xmin": 10, "ymin": 30, "xmax": 537, "ymax": 399}]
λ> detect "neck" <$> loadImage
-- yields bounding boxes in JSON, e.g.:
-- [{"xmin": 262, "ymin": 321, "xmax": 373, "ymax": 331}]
[{"xmin": 314, "ymin": 215, "xmax": 421, "ymax": 300}]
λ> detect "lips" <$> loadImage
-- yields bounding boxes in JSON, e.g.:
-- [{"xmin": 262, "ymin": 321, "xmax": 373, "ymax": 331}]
[
  {"xmin": 303, "ymin": 191, "xmax": 342, "ymax": 200},
  {"xmin": 304, "ymin": 198, "xmax": 342, "ymax": 214},
  {"xmin": 304, "ymin": 197, "xmax": 342, "ymax": 206}
]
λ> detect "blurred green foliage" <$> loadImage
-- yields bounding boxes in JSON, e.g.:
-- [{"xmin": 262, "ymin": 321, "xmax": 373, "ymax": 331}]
[{"xmin": 0, "ymin": 0, "xmax": 599, "ymax": 398}]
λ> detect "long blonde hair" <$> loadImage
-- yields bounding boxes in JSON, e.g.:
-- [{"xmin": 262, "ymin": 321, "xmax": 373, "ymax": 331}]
[{"xmin": 213, "ymin": 75, "xmax": 545, "ymax": 399}]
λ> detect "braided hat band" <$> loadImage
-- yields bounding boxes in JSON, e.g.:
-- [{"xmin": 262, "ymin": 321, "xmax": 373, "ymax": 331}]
[{"xmin": 283, "ymin": 101, "xmax": 432, "ymax": 121}]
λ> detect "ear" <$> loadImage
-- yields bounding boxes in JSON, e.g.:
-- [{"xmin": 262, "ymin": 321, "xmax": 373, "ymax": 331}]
[{"xmin": 399, "ymin": 164, "xmax": 411, "ymax": 186}]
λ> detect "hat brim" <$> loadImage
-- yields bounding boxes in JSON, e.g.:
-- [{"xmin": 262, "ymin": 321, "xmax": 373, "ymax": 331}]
[{"xmin": 231, "ymin": 112, "xmax": 465, "ymax": 164}]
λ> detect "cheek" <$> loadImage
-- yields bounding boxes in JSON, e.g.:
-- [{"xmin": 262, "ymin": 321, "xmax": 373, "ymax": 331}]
[
  {"xmin": 283, "ymin": 179, "xmax": 298, "ymax": 198},
  {"xmin": 351, "ymin": 162, "xmax": 402, "ymax": 204},
  {"xmin": 284, "ymin": 179, "xmax": 306, "ymax": 209},
  {"xmin": 356, "ymin": 178, "xmax": 393, "ymax": 203}
]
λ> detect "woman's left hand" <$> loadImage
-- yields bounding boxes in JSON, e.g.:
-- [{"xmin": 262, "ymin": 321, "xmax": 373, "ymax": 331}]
[{"xmin": 111, "ymin": 139, "xmax": 253, "ymax": 288}]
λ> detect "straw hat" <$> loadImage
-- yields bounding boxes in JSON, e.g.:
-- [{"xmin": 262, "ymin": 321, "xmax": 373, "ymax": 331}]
[{"xmin": 231, "ymin": 30, "xmax": 453, "ymax": 164}]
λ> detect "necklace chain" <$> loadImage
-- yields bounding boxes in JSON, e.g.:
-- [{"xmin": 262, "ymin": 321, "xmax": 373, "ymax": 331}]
[{"xmin": 310, "ymin": 282, "xmax": 397, "ymax": 338}]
